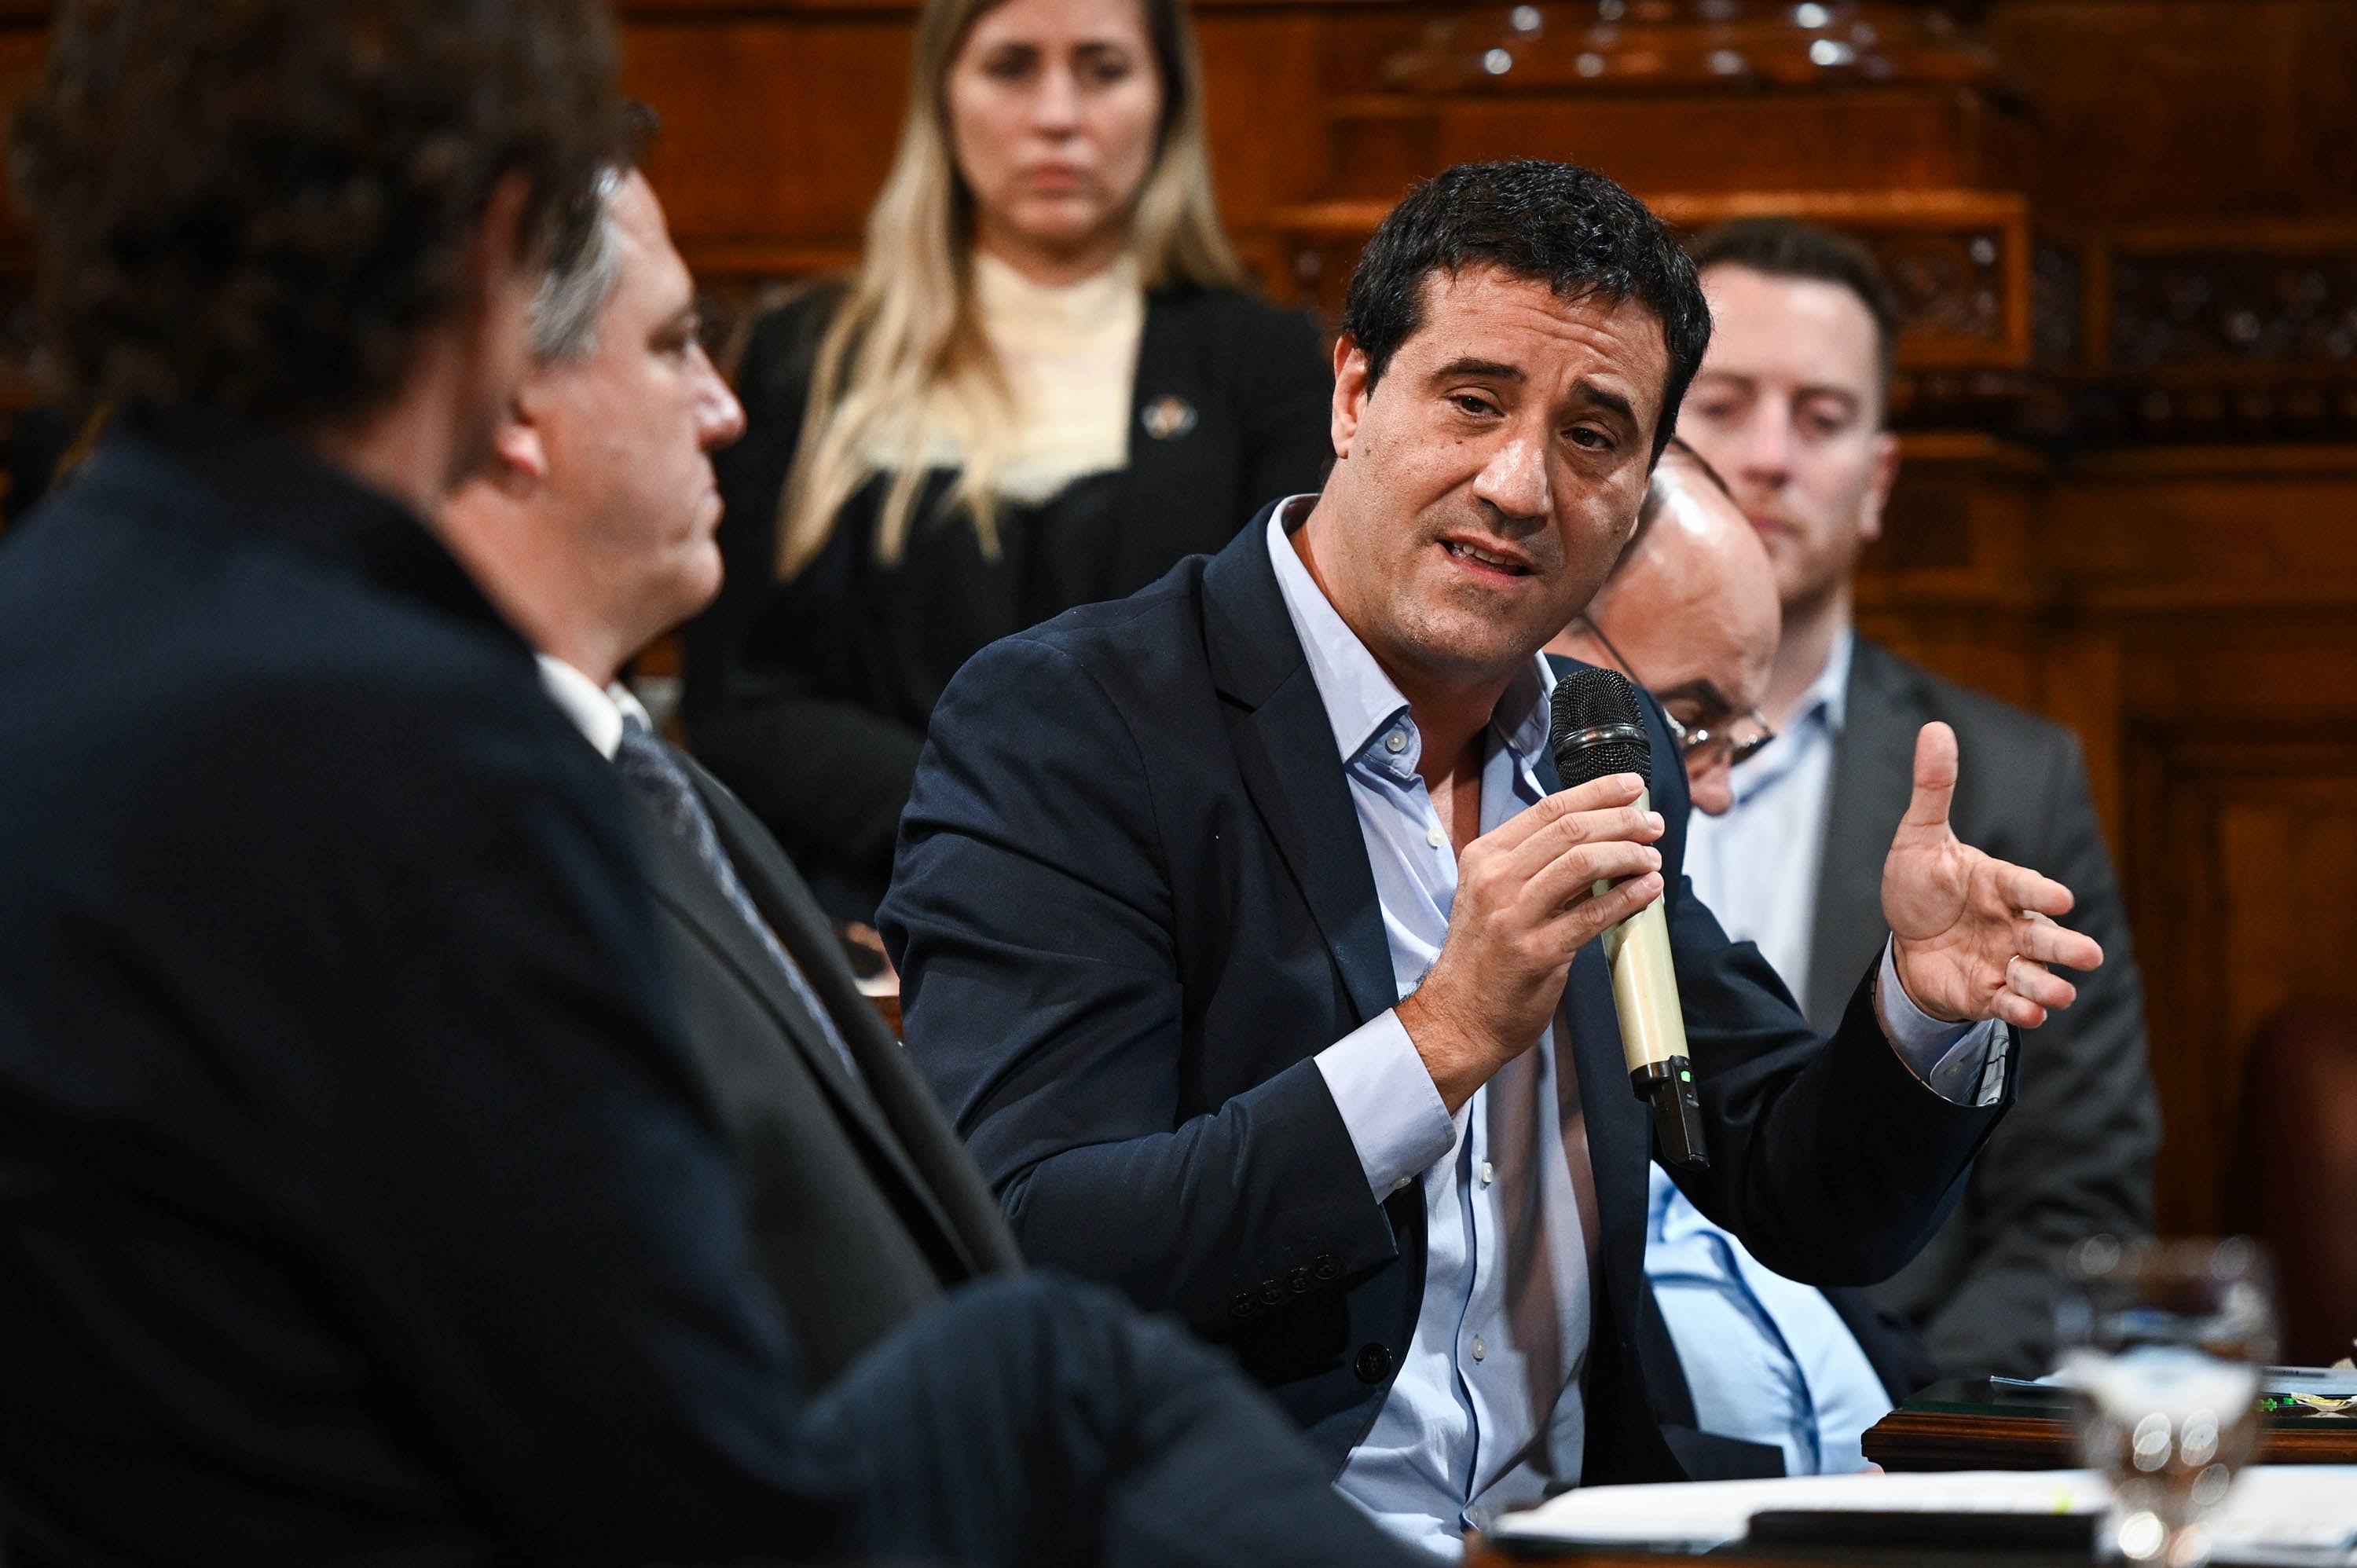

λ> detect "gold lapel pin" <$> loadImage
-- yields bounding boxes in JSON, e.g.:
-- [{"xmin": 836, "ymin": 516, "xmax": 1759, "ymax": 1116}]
[{"xmin": 1141, "ymin": 395, "xmax": 1198, "ymax": 441}]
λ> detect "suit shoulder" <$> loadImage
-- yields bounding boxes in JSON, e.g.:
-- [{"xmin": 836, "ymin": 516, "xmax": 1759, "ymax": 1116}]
[
  {"xmin": 942, "ymin": 557, "xmax": 1214, "ymax": 724},
  {"xmin": 1017, "ymin": 553, "xmax": 1208, "ymax": 654},
  {"xmin": 1148, "ymin": 287, "xmax": 1323, "ymax": 370},
  {"xmin": 1152, "ymin": 283, "xmax": 1310, "ymax": 332},
  {"xmin": 733, "ymin": 278, "xmax": 852, "ymax": 397},
  {"xmin": 1857, "ymin": 639, "xmax": 2081, "ymax": 768},
  {"xmin": 6, "ymin": 511, "xmax": 592, "ymax": 827}
]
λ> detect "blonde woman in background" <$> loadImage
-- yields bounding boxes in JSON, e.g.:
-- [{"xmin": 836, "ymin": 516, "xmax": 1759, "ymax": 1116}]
[{"xmin": 682, "ymin": 0, "xmax": 1331, "ymax": 921}]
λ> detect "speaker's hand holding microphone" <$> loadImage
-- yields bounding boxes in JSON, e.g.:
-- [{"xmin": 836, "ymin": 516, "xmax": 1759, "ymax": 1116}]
[{"xmin": 1393, "ymin": 763, "xmax": 1666, "ymax": 1120}]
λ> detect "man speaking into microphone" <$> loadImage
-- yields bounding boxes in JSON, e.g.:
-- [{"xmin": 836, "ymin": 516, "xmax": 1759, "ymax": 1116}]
[{"xmin": 882, "ymin": 161, "xmax": 2099, "ymax": 1559}]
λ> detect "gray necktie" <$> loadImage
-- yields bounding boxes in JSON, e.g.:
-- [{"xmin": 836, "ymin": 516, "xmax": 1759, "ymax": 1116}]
[{"xmin": 612, "ymin": 716, "xmax": 863, "ymax": 1079}]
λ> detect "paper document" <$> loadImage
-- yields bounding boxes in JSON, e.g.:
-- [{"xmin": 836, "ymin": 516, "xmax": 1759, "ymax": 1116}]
[
  {"xmin": 2024, "ymin": 1365, "xmax": 2357, "ymax": 1400},
  {"xmin": 1492, "ymin": 1465, "xmax": 2357, "ymax": 1556}
]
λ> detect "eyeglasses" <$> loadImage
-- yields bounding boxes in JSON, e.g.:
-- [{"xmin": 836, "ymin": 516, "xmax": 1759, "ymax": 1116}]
[{"xmin": 1574, "ymin": 615, "xmax": 1776, "ymax": 770}]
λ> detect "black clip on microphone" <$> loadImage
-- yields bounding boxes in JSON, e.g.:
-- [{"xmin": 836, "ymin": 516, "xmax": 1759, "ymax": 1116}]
[{"xmin": 1549, "ymin": 667, "xmax": 1708, "ymax": 1168}]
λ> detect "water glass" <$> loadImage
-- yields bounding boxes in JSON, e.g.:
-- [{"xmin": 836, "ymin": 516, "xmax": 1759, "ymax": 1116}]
[{"xmin": 2056, "ymin": 1236, "xmax": 2277, "ymax": 1568}]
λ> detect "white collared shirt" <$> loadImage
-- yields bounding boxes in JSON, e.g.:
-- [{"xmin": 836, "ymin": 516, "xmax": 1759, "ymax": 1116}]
[
  {"xmin": 534, "ymin": 654, "xmax": 650, "ymax": 760},
  {"xmin": 1683, "ymin": 630, "xmax": 1854, "ymax": 1005},
  {"xmin": 1273, "ymin": 499, "xmax": 1591, "ymax": 1558}
]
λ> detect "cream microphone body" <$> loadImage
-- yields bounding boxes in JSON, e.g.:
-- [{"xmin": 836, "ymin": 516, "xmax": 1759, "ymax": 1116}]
[{"xmin": 1550, "ymin": 669, "xmax": 1709, "ymax": 1167}]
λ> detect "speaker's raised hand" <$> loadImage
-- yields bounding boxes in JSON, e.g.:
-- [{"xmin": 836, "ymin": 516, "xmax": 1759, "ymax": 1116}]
[{"xmin": 1882, "ymin": 722, "xmax": 2105, "ymax": 1028}]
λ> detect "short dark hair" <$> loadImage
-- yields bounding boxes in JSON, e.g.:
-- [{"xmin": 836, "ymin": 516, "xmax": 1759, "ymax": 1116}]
[
  {"xmin": 13, "ymin": 0, "xmax": 626, "ymax": 430},
  {"xmin": 1687, "ymin": 216, "xmax": 1901, "ymax": 410},
  {"xmin": 1339, "ymin": 160, "xmax": 1713, "ymax": 464}
]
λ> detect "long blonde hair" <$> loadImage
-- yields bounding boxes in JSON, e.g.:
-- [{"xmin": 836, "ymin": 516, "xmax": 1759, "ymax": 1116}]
[{"xmin": 776, "ymin": 0, "xmax": 1245, "ymax": 578}]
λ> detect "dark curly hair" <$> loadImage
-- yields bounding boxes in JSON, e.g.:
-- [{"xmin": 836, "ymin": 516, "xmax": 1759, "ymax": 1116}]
[
  {"xmin": 1340, "ymin": 160, "xmax": 1713, "ymax": 464},
  {"xmin": 13, "ymin": 0, "xmax": 626, "ymax": 430}
]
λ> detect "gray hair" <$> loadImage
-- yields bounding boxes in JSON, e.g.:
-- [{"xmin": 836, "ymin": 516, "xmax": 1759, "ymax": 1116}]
[{"xmin": 527, "ymin": 169, "xmax": 625, "ymax": 366}]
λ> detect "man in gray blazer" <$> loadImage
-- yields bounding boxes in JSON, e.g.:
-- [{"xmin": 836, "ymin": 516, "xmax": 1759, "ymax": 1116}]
[
  {"xmin": 441, "ymin": 167, "xmax": 1027, "ymax": 1387},
  {"xmin": 1673, "ymin": 217, "xmax": 2160, "ymax": 1379}
]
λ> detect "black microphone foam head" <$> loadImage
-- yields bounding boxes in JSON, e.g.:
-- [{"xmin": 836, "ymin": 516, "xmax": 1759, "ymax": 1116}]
[{"xmin": 1549, "ymin": 665, "xmax": 1654, "ymax": 789}]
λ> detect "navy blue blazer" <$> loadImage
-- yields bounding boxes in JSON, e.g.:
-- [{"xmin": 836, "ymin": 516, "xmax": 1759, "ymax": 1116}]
[
  {"xmin": 883, "ymin": 505, "xmax": 2014, "ymax": 1480},
  {"xmin": 0, "ymin": 421, "xmax": 864, "ymax": 1565}
]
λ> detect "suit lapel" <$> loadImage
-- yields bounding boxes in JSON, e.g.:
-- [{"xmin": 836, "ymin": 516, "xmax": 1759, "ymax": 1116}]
[
  {"xmin": 1108, "ymin": 294, "xmax": 1211, "ymax": 599},
  {"xmin": 1203, "ymin": 518, "xmax": 1397, "ymax": 1028},
  {"xmin": 623, "ymin": 784, "xmax": 985, "ymax": 1276},
  {"xmin": 690, "ymin": 760, "xmax": 1021, "ymax": 1275},
  {"xmin": 1805, "ymin": 639, "xmax": 1919, "ymax": 1031},
  {"xmin": 1567, "ymin": 946, "xmax": 1648, "ymax": 1346}
]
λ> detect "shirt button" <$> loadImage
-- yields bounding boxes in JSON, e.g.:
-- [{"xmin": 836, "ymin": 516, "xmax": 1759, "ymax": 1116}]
[
  {"xmin": 1471, "ymin": 1335, "xmax": 1488, "ymax": 1362},
  {"xmin": 1479, "ymin": 1160, "xmax": 1494, "ymax": 1185},
  {"xmin": 1426, "ymin": 824, "xmax": 1447, "ymax": 848},
  {"xmin": 1384, "ymin": 729, "xmax": 1408, "ymax": 754}
]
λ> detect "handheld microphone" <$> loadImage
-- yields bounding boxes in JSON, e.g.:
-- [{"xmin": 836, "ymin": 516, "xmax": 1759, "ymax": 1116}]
[{"xmin": 1548, "ymin": 668, "xmax": 1707, "ymax": 1168}]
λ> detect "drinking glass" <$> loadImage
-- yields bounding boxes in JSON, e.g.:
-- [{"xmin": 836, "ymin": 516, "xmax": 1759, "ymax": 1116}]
[{"xmin": 2057, "ymin": 1236, "xmax": 2278, "ymax": 1568}]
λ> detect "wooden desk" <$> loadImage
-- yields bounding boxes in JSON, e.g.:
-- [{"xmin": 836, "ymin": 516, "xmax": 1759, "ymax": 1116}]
[{"xmin": 1863, "ymin": 1379, "xmax": 2357, "ymax": 1472}]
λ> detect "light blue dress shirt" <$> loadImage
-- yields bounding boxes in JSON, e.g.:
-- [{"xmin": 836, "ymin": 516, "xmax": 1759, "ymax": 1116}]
[
  {"xmin": 1264, "ymin": 507, "xmax": 2007, "ymax": 1555},
  {"xmin": 1644, "ymin": 1164, "xmax": 1892, "ymax": 1475},
  {"xmin": 1683, "ymin": 628, "xmax": 1855, "ymax": 1006}
]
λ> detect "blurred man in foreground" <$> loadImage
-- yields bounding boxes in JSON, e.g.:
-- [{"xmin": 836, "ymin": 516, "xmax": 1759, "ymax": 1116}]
[
  {"xmin": 1675, "ymin": 217, "xmax": 2158, "ymax": 1379},
  {"xmin": 0, "ymin": 8, "xmax": 1413, "ymax": 1564},
  {"xmin": 1556, "ymin": 442, "xmax": 1937, "ymax": 1478}
]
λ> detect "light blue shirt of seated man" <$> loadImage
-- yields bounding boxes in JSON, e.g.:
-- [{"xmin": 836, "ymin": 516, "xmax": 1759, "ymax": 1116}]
[
  {"xmin": 1644, "ymin": 1164, "xmax": 1893, "ymax": 1476},
  {"xmin": 1263, "ymin": 501, "xmax": 2003, "ymax": 1559},
  {"xmin": 1642, "ymin": 632, "xmax": 1939, "ymax": 1479}
]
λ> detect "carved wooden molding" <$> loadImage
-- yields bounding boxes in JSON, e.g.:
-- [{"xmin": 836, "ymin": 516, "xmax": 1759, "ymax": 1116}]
[
  {"xmin": 1266, "ymin": 188, "xmax": 2030, "ymax": 371},
  {"xmin": 2060, "ymin": 223, "xmax": 2357, "ymax": 444},
  {"xmin": 1264, "ymin": 192, "xmax": 2357, "ymax": 445},
  {"xmin": 618, "ymin": 0, "xmax": 1401, "ymax": 13},
  {"xmin": 1378, "ymin": 0, "xmax": 2007, "ymax": 97}
]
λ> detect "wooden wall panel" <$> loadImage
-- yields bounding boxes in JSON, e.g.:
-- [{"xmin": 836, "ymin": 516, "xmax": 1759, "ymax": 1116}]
[
  {"xmin": 1322, "ymin": 87, "xmax": 2025, "ymax": 201},
  {"xmin": 1989, "ymin": 0, "xmax": 2357, "ymax": 225},
  {"xmin": 2044, "ymin": 448, "xmax": 2357, "ymax": 607},
  {"xmin": 0, "ymin": 24, "xmax": 52, "ymax": 238},
  {"xmin": 2123, "ymin": 731, "xmax": 2357, "ymax": 1233},
  {"xmin": 626, "ymin": 15, "xmax": 915, "ymax": 269}
]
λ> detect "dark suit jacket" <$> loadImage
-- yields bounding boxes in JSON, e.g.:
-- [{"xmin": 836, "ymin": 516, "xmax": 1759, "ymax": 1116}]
[
  {"xmin": 0, "ymin": 420, "xmax": 864, "ymax": 1566},
  {"xmin": 1806, "ymin": 638, "xmax": 2159, "ymax": 1379},
  {"xmin": 882, "ymin": 508, "xmax": 2014, "ymax": 1481},
  {"xmin": 683, "ymin": 282, "xmax": 1332, "ymax": 918},
  {"xmin": 637, "ymin": 745, "xmax": 1021, "ymax": 1383}
]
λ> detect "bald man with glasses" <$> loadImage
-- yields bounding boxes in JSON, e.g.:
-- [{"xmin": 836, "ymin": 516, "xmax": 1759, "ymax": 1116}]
[
  {"xmin": 1551, "ymin": 438, "xmax": 1778, "ymax": 815},
  {"xmin": 1552, "ymin": 440, "xmax": 1938, "ymax": 1480}
]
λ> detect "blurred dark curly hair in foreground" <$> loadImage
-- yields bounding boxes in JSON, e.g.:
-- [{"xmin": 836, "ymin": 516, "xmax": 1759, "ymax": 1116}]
[{"xmin": 12, "ymin": 0, "xmax": 628, "ymax": 430}]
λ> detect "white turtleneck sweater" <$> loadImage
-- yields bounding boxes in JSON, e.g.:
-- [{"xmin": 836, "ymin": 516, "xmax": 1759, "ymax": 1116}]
[{"xmin": 877, "ymin": 251, "xmax": 1146, "ymax": 504}]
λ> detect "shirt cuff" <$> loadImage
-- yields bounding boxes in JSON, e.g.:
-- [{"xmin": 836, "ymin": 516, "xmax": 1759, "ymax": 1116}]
[
  {"xmin": 1314, "ymin": 1009, "xmax": 1457, "ymax": 1200},
  {"xmin": 1876, "ymin": 938, "xmax": 2011, "ymax": 1108}
]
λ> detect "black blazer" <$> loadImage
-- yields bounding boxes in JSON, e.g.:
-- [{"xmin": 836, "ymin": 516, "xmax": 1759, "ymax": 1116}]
[
  {"xmin": 683, "ymin": 281, "xmax": 1332, "ymax": 918},
  {"xmin": 0, "ymin": 421, "xmax": 866, "ymax": 1565},
  {"xmin": 637, "ymin": 743, "xmax": 1022, "ymax": 1385},
  {"xmin": 881, "ymin": 508, "xmax": 2014, "ymax": 1481},
  {"xmin": 1809, "ymin": 638, "xmax": 2159, "ymax": 1379}
]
